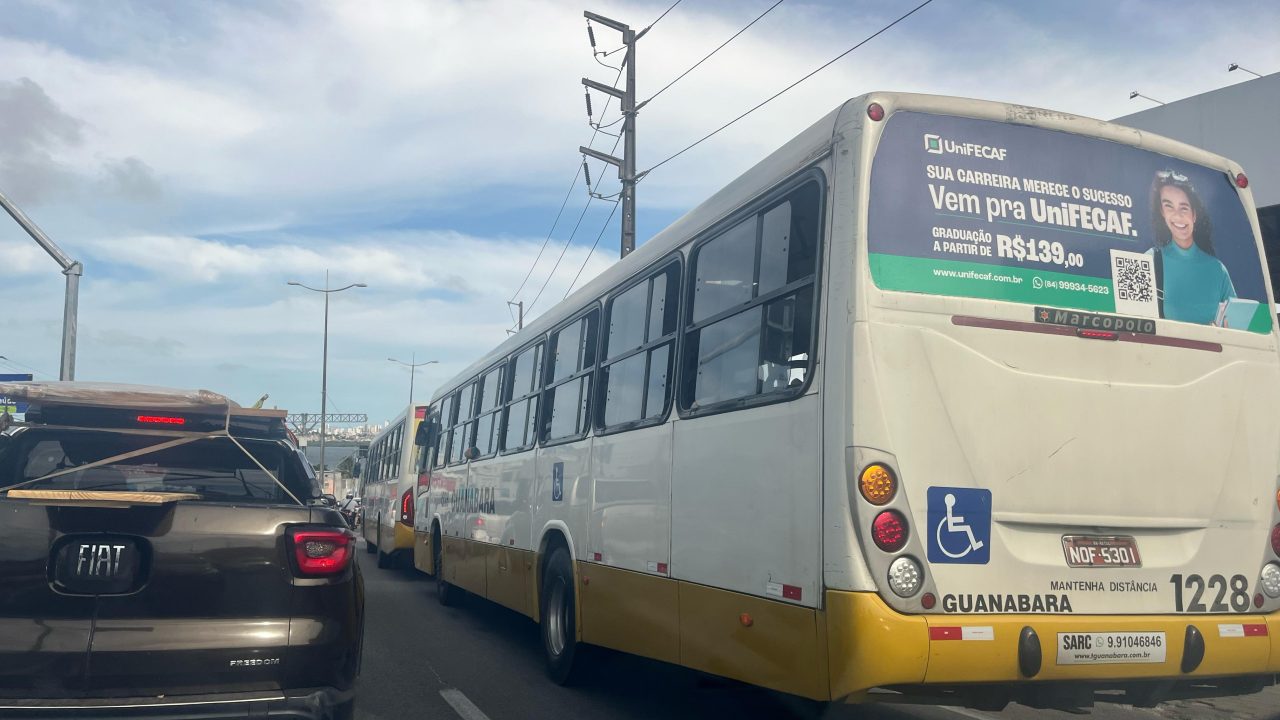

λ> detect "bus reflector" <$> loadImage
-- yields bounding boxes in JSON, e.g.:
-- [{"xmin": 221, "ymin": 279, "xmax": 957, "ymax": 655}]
[
  {"xmin": 1236, "ymin": 172, "xmax": 1249, "ymax": 189},
  {"xmin": 137, "ymin": 415, "xmax": 185, "ymax": 425},
  {"xmin": 867, "ymin": 102, "xmax": 885, "ymax": 121},
  {"xmin": 872, "ymin": 510, "xmax": 908, "ymax": 552},
  {"xmin": 921, "ymin": 592, "xmax": 937, "ymax": 609},
  {"xmin": 859, "ymin": 464, "xmax": 897, "ymax": 505},
  {"xmin": 930, "ymin": 626, "xmax": 961, "ymax": 640}
]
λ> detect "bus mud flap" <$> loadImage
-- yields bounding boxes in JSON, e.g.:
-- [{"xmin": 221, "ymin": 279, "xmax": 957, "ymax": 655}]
[
  {"xmin": 1018, "ymin": 626, "xmax": 1041, "ymax": 678},
  {"xmin": 1181, "ymin": 625, "xmax": 1205, "ymax": 673}
]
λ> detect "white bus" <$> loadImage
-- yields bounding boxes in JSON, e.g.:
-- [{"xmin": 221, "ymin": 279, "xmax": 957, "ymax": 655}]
[
  {"xmin": 362, "ymin": 404, "xmax": 427, "ymax": 569},
  {"xmin": 411, "ymin": 92, "xmax": 1280, "ymax": 709}
]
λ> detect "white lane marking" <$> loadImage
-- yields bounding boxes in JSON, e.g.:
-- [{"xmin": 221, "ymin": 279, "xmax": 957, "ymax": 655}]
[
  {"xmin": 941, "ymin": 707, "xmax": 992, "ymax": 720},
  {"xmin": 440, "ymin": 688, "xmax": 492, "ymax": 720}
]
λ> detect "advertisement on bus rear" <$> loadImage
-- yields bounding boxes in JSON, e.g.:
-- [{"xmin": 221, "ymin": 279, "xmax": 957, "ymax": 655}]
[{"xmin": 867, "ymin": 111, "xmax": 1272, "ymax": 334}]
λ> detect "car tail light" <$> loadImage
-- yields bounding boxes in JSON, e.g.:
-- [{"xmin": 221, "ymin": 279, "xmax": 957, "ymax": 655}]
[
  {"xmin": 872, "ymin": 510, "xmax": 908, "ymax": 552},
  {"xmin": 859, "ymin": 463, "xmax": 897, "ymax": 505},
  {"xmin": 400, "ymin": 487, "xmax": 414, "ymax": 524},
  {"xmin": 289, "ymin": 528, "xmax": 353, "ymax": 577},
  {"xmin": 1271, "ymin": 524, "xmax": 1280, "ymax": 558}
]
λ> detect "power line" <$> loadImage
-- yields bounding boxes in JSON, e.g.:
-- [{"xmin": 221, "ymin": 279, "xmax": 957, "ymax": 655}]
[
  {"xmin": 640, "ymin": 0, "xmax": 936, "ymax": 179},
  {"xmin": 507, "ymin": 164, "xmax": 583, "ymax": 310},
  {"xmin": 564, "ymin": 198, "xmax": 622, "ymax": 299},
  {"xmin": 644, "ymin": 0, "xmax": 683, "ymax": 32},
  {"xmin": 527, "ymin": 129, "xmax": 624, "ymax": 316},
  {"xmin": 640, "ymin": 0, "xmax": 785, "ymax": 108},
  {"xmin": 0, "ymin": 354, "xmax": 51, "ymax": 378},
  {"xmin": 508, "ymin": 63, "xmax": 624, "ymax": 320}
]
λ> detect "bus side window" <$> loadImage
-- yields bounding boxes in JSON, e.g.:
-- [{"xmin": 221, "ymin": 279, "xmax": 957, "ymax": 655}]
[
  {"xmin": 474, "ymin": 363, "xmax": 504, "ymax": 458},
  {"xmin": 543, "ymin": 309, "xmax": 599, "ymax": 443},
  {"xmin": 600, "ymin": 261, "xmax": 680, "ymax": 430},
  {"xmin": 502, "ymin": 342, "xmax": 543, "ymax": 452},
  {"xmin": 450, "ymin": 381, "xmax": 477, "ymax": 463},
  {"xmin": 681, "ymin": 180, "xmax": 822, "ymax": 412}
]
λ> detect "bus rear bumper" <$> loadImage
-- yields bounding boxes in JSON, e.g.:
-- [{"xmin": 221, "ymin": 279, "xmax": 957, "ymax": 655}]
[
  {"xmin": 393, "ymin": 522, "xmax": 415, "ymax": 551},
  {"xmin": 827, "ymin": 591, "xmax": 1280, "ymax": 703}
]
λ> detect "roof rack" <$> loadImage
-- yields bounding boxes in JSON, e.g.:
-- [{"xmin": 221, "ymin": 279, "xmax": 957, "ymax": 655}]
[{"xmin": 0, "ymin": 381, "xmax": 287, "ymax": 440}]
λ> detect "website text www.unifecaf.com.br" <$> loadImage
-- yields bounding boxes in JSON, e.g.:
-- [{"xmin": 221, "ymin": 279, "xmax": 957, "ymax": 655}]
[{"xmin": 931, "ymin": 267, "xmax": 1023, "ymax": 284}]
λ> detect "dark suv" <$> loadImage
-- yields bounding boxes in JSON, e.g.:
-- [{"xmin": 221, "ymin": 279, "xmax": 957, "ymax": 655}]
[{"xmin": 0, "ymin": 382, "xmax": 363, "ymax": 718}]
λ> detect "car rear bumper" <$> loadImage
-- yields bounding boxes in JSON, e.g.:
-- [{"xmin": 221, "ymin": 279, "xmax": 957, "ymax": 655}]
[{"xmin": 0, "ymin": 687, "xmax": 354, "ymax": 719}]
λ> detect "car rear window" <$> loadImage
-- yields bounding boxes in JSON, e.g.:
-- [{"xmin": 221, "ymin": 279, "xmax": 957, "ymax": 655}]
[{"xmin": 3, "ymin": 430, "xmax": 316, "ymax": 504}]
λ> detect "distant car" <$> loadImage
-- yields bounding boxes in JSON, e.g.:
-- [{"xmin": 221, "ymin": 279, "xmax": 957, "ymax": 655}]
[{"xmin": 0, "ymin": 382, "xmax": 363, "ymax": 719}]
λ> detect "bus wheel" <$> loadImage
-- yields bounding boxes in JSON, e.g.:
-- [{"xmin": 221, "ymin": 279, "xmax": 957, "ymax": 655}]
[
  {"xmin": 540, "ymin": 546, "xmax": 583, "ymax": 685},
  {"xmin": 435, "ymin": 537, "xmax": 460, "ymax": 606},
  {"xmin": 364, "ymin": 518, "xmax": 377, "ymax": 554}
]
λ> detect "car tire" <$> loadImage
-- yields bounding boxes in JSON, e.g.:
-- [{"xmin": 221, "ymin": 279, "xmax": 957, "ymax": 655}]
[
  {"xmin": 540, "ymin": 546, "xmax": 584, "ymax": 685},
  {"xmin": 435, "ymin": 537, "xmax": 460, "ymax": 606}
]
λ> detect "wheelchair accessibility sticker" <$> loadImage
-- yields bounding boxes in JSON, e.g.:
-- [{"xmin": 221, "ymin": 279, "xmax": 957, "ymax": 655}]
[{"xmin": 927, "ymin": 487, "xmax": 991, "ymax": 564}]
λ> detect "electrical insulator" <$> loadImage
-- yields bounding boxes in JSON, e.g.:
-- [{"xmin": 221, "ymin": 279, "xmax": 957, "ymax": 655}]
[
  {"xmin": 584, "ymin": 91, "xmax": 593, "ymax": 119},
  {"xmin": 582, "ymin": 160, "xmax": 592, "ymax": 188},
  {"xmin": 587, "ymin": 24, "xmax": 597, "ymax": 49}
]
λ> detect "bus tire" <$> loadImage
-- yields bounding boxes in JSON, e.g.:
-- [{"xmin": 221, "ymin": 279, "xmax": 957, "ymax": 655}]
[
  {"xmin": 365, "ymin": 517, "xmax": 378, "ymax": 554},
  {"xmin": 376, "ymin": 547, "xmax": 395, "ymax": 569},
  {"xmin": 539, "ymin": 546, "xmax": 583, "ymax": 685},
  {"xmin": 435, "ymin": 536, "xmax": 460, "ymax": 606}
]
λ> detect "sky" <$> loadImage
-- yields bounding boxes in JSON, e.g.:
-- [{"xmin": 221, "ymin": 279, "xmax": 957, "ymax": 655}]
[{"xmin": 1, "ymin": 0, "xmax": 1277, "ymax": 426}]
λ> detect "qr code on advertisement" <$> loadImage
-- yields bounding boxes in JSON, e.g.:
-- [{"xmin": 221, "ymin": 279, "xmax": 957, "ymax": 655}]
[
  {"xmin": 1109, "ymin": 249, "xmax": 1159, "ymax": 318},
  {"xmin": 1114, "ymin": 255, "xmax": 1154, "ymax": 301}
]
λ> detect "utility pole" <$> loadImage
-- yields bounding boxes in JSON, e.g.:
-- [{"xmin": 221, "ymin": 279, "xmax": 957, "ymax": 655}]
[
  {"xmin": 581, "ymin": 10, "xmax": 647, "ymax": 259},
  {"xmin": 508, "ymin": 300, "xmax": 524, "ymax": 330}
]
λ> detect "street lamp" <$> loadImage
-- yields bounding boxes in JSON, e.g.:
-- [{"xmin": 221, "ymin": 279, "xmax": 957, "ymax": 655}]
[
  {"xmin": 1228, "ymin": 63, "xmax": 1264, "ymax": 79},
  {"xmin": 388, "ymin": 354, "xmax": 438, "ymax": 407},
  {"xmin": 1128, "ymin": 91, "xmax": 1165, "ymax": 106},
  {"xmin": 288, "ymin": 271, "xmax": 366, "ymax": 478}
]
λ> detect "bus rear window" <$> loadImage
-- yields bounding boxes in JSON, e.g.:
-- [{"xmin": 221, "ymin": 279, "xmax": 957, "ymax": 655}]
[{"xmin": 867, "ymin": 111, "xmax": 1271, "ymax": 334}]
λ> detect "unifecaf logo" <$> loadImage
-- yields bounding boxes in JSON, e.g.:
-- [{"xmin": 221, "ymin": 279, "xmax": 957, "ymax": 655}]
[{"xmin": 924, "ymin": 133, "xmax": 942, "ymax": 154}]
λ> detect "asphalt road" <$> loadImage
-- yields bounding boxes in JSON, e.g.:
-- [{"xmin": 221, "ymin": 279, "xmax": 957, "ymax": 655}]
[{"xmin": 352, "ymin": 544, "xmax": 1280, "ymax": 720}]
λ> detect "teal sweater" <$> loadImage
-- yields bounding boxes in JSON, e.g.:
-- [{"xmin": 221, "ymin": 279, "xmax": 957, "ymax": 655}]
[{"xmin": 1157, "ymin": 243, "xmax": 1236, "ymax": 325}]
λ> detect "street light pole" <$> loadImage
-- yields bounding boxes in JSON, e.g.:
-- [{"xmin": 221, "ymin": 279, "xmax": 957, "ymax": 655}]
[
  {"xmin": 388, "ymin": 354, "xmax": 438, "ymax": 407},
  {"xmin": 288, "ymin": 272, "xmax": 366, "ymax": 480}
]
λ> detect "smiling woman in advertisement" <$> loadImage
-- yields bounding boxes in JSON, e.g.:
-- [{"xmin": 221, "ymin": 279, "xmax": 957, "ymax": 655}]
[{"xmin": 1148, "ymin": 170, "xmax": 1237, "ymax": 325}]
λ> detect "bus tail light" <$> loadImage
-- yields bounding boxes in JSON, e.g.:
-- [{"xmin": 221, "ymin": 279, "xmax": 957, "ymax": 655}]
[
  {"xmin": 289, "ymin": 528, "xmax": 353, "ymax": 577},
  {"xmin": 859, "ymin": 464, "xmax": 897, "ymax": 505},
  {"xmin": 400, "ymin": 488, "xmax": 414, "ymax": 524},
  {"xmin": 887, "ymin": 556, "xmax": 923, "ymax": 597},
  {"xmin": 1260, "ymin": 564, "xmax": 1280, "ymax": 599},
  {"xmin": 1235, "ymin": 172, "xmax": 1249, "ymax": 189},
  {"xmin": 1271, "ymin": 524, "xmax": 1280, "ymax": 558},
  {"xmin": 872, "ymin": 510, "xmax": 908, "ymax": 552},
  {"xmin": 867, "ymin": 102, "xmax": 885, "ymax": 122}
]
